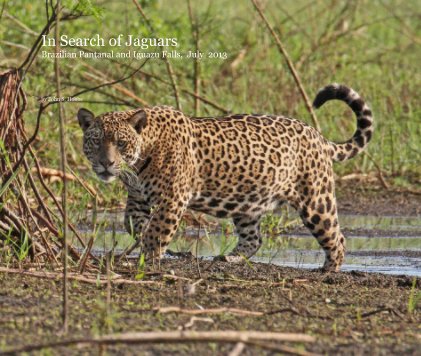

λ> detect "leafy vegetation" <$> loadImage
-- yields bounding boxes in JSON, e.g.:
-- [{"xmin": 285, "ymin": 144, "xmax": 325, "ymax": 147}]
[
  {"xmin": 408, "ymin": 277, "xmax": 421, "ymax": 314},
  {"xmin": 1, "ymin": 0, "xmax": 420, "ymax": 214},
  {"xmin": 0, "ymin": 3, "xmax": 419, "ymax": 351}
]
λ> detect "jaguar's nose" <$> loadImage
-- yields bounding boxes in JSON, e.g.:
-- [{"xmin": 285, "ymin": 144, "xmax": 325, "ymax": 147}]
[{"xmin": 99, "ymin": 159, "xmax": 115, "ymax": 169}]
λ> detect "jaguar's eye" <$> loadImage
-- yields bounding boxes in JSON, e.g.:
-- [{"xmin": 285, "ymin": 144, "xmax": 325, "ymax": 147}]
[{"xmin": 117, "ymin": 140, "xmax": 126, "ymax": 149}]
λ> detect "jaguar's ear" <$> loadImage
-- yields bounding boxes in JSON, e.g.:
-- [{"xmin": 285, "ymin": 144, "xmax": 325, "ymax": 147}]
[
  {"xmin": 129, "ymin": 110, "xmax": 147, "ymax": 134},
  {"xmin": 77, "ymin": 108, "xmax": 95, "ymax": 131}
]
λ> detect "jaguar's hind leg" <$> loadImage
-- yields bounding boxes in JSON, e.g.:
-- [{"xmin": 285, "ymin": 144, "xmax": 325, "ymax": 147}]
[{"xmin": 299, "ymin": 194, "xmax": 345, "ymax": 272}]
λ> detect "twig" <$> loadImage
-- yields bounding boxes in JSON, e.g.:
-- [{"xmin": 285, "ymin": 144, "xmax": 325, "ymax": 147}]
[
  {"xmin": 156, "ymin": 305, "xmax": 304, "ymax": 318},
  {"xmin": 187, "ymin": 0, "xmax": 200, "ymax": 115},
  {"xmin": 61, "ymin": 80, "xmax": 136, "ymax": 107},
  {"xmin": 361, "ymin": 305, "xmax": 404, "ymax": 320},
  {"xmin": 28, "ymin": 145, "xmax": 93, "ymax": 260},
  {"xmin": 22, "ymin": 158, "xmax": 54, "ymax": 222},
  {"xmin": 380, "ymin": 0, "xmax": 421, "ymax": 45},
  {"xmin": 78, "ymin": 233, "xmax": 95, "ymax": 274},
  {"xmin": 79, "ymin": 64, "xmax": 149, "ymax": 106},
  {"xmin": 2, "ymin": 104, "xmax": 45, "ymax": 187},
  {"xmin": 0, "ymin": 40, "xmax": 30, "ymax": 50},
  {"xmin": 0, "ymin": 267, "xmax": 160, "ymax": 285},
  {"xmin": 250, "ymin": 0, "xmax": 320, "ymax": 131},
  {"xmin": 69, "ymin": 46, "xmax": 230, "ymax": 113},
  {"xmin": 182, "ymin": 316, "xmax": 214, "ymax": 329},
  {"xmin": 195, "ymin": 223, "xmax": 202, "ymax": 279},
  {"xmin": 13, "ymin": 181, "xmax": 57, "ymax": 263},
  {"xmin": 362, "ymin": 151, "xmax": 389, "ymax": 190},
  {"xmin": 18, "ymin": 9, "xmax": 56, "ymax": 71},
  {"xmin": 54, "ymin": 1, "xmax": 68, "ymax": 333},
  {"xmin": 228, "ymin": 342, "xmax": 246, "ymax": 356},
  {"xmin": 56, "ymin": 60, "xmax": 149, "ymax": 105},
  {"xmin": 132, "ymin": 0, "xmax": 181, "ymax": 109},
  {"xmin": 246, "ymin": 340, "xmax": 320, "ymax": 356},
  {"xmin": 0, "ymin": 330, "xmax": 316, "ymax": 355},
  {"xmin": 3, "ymin": 11, "xmax": 39, "ymax": 36},
  {"xmin": 182, "ymin": 89, "xmax": 229, "ymax": 114},
  {"xmin": 106, "ymin": 254, "xmax": 112, "ymax": 332},
  {"xmin": 162, "ymin": 274, "xmax": 192, "ymax": 281},
  {"xmin": 156, "ymin": 306, "xmax": 264, "ymax": 316},
  {"xmin": 31, "ymin": 166, "xmax": 75, "ymax": 181}
]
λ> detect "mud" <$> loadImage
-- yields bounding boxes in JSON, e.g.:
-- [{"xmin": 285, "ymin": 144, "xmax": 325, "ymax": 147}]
[
  {"xmin": 1, "ymin": 186, "xmax": 420, "ymax": 354},
  {"xmin": 336, "ymin": 182, "xmax": 421, "ymax": 217},
  {"xmin": 0, "ymin": 259, "xmax": 420, "ymax": 355}
]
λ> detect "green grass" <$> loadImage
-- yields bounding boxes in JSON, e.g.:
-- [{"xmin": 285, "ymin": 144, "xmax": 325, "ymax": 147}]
[
  {"xmin": 1, "ymin": 0, "xmax": 420, "ymax": 211},
  {"xmin": 407, "ymin": 277, "xmax": 421, "ymax": 314}
]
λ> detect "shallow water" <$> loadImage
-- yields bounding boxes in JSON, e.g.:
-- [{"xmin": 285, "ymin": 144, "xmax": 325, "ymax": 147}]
[
  {"xmin": 76, "ymin": 213, "xmax": 421, "ymax": 277},
  {"xmin": 340, "ymin": 214, "xmax": 421, "ymax": 233}
]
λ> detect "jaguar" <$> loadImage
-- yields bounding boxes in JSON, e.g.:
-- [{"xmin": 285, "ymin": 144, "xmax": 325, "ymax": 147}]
[{"xmin": 77, "ymin": 84, "xmax": 373, "ymax": 271}]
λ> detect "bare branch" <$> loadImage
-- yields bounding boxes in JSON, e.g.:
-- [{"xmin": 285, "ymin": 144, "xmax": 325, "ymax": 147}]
[
  {"xmin": 131, "ymin": 0, "xmax": 182, "ymax": 109},
  {"xmin": 1, "ymin": 330, "xmax": 316, "ymax": 355},
  {"xmin": 54, "ymin": 0, "xmax": 69, "ymax": 333},
  {"xmin": 250, "ymin": 0, "xmax": 320, "ymax": 131}
]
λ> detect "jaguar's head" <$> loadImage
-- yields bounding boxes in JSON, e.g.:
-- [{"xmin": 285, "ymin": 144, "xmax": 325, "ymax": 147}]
[{"xmin": 77, "ymin": 108, "xmax": 147, "ymax": 183}]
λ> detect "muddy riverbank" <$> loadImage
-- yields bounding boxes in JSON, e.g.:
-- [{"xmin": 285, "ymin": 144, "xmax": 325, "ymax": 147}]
[
  {"xmin": 0, "ymin": 260, "xmax": 420, "ymax": 355},
  {"xmin": 336, "ymin": 182, "xmax": 421, "ymax": 217},
  {"xmin": 71, "ymin": 185, "xmax": 421, "ymax": 278},
  {"xmin": 1, "ymin": 184, "xmax": 420, "ymax": 354}
]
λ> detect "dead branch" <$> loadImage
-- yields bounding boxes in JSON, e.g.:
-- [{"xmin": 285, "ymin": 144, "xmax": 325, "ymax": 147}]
[
  {"xmin": 31, "ymin": 167, "xmax": 76, "ymax": 181},
  {"xmin": 81, "ymin": 69, "xmax": 149, "ymax": 106},
  {"xmin": 18, "ymin": 10, "xmax": 57, "ymax": 72},
  {"xmin": 66, "ymin": 165, "xmax": 102, "ymax": 204},
  {"xmin": 70, "ymin": 45, "xmax": 230, "ymax": 113},
  {"xmin": 4, "ymin": 104, "xmax": 45, "ymax": 184},
  {"xmin": 132, "ymin": 0, "xmax": 181, "ymax": 109},
  {"xmin": 0, "ymin": 330, "xmax": 316, "ymax": 355},
  {"xmin": 51, "ymin": 60, "xmax": 149, "ymax": 105},
  {"xmin": 182, "ymin": 89, "xmax": 229, "ymax": 114},
  {"xmin": 245, "ymin": 340, "xmax": 320, "ymax": 356},
  {"xmin": 0, "ymin": 267, "xmax": 160, "ymax": 285},
  {"xmin": 187, "ymin": 0, "xmax": 201, "ymax": 115},
  {"xmin": 0, "ymin": 69, "xmax": 26, "ymax": 171},
  {"xmin": 250, "ymin": 0, "xmax": 320, "ymax": 131},
  {"xmin": 156, "ymin": 306, "xmax": 264, "ymax": 316},
  {"xmin": 27, "ymin": 146, "xmax": 93, "ymax": 261},
  {"xmin": 54, "ymin": 0, "xmax": 69, "ymax": 332},
  {"xmin": 3, "ymin": 11, "xmax": 38, "ymax": 36},
  {"xmin": 156, "ymin": 305, "xmax": 303, "ymax": 318},
  {"xmin": 362, "ymin": 151, "xmax": 389, "ymax": 189},
  {"xmin": 361, "ymin": 305, "xmax": 404, "ymax": 320},
  {"xmin": 228, "ymin": 342, "xmax": 246, "ymax": 356}
]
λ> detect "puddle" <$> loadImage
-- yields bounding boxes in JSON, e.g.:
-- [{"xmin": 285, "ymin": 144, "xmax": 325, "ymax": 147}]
[
  {"xmin": 340, "ymin": 215, "xmax": 421, "ymax": 232},
  {"xmin": 75, "ymin": 212, "xmax": 421, "ymax": 277}
]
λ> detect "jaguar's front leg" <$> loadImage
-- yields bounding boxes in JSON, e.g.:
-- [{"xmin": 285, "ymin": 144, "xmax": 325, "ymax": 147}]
[
  {"xmin": 142, "ymin": 199, "xmax": 188, "ymax": 259},
  {"xmin": 125, "ymin": 196, "xmax": 189, "ymax": 260},
  {"xmin": 124, "ymin": 198, "xmax": 150, "ymax": 237}
]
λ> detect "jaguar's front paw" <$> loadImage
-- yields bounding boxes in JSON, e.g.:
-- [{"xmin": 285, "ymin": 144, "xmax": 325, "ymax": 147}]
[
  {"xmin": 213, "ymin": 255, "xmax": 244, "ymax": 263},
  {"xmin": 320, "ymin": 261, "xmax": 341, "ymax": 273},
  {"xmin": 165, "ymin": 249, "xmax": 194, "ymax": 259}
]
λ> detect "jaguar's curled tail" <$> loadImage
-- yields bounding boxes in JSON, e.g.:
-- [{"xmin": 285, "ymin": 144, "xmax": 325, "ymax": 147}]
[{"xmin": 313, "ymin": 83, "xmax": 373, "ymax": 162}]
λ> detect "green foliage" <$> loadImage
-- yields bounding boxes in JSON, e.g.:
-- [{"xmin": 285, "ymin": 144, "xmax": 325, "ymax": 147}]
[
  {"xmin": 91, "ymin": 298, "xmax": 119, "ymax": 335},
  {"xmin": 0, "ymin": 0, "xmax": 420, "ymax": 215},
  {"xmin": 73, "ymin": 0, "xmax": 104, "ymax": 21},
  {"xmin": 16, "ymin": 231, "xmax": 30, "ymax": 261},
  {"xmin": 261, "ymin": 208, "xmax": 300, "ymax": 237},
  {"xmin": 3, "ymin": 229, "xmax": 30, "ymax": 262},
  {"xmin": 407, "ymin": 277, "xmax": 421, "ymax": 314},
  {"xmin": 135, "ymin": 253, "xmax": 145, "ymax": 280},
  {"xmin": 218, "ymin": 220, "xmax": 236, "ymax": 255}
]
